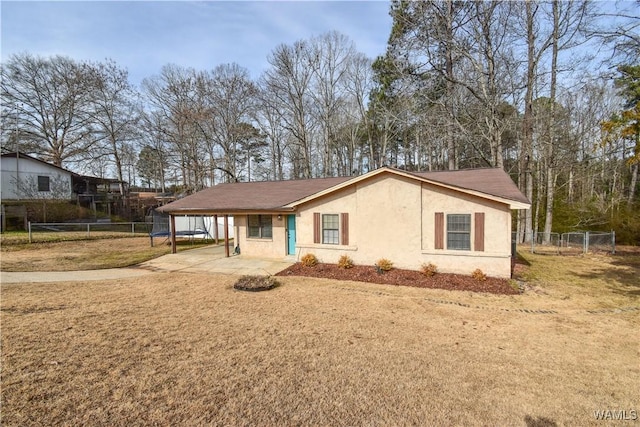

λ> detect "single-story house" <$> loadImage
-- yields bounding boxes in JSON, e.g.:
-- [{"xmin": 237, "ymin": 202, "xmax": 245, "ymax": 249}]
[{"xmin": 157, "ymin": 167, "xmax": 530, "ymax": 278}]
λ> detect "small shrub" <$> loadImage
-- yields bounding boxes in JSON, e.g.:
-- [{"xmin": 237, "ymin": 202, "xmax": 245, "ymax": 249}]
[
  {"xmin": 471, "ymin": 268, "xmax": 487, "ymax": 282},
  {"xmin": 300, "ymin": 253, "xmax": 318, "ymax": 267},
  {"xmin": 337, "ymin": 254, "xmax": 354, "ymax": 269},
  {"xmin": 421, "ymin": 262, "xmax": 438, "ymax": 277},
  {"xmin": 375, "ymin": 258, "xmax": 393, "ymax": 272}
]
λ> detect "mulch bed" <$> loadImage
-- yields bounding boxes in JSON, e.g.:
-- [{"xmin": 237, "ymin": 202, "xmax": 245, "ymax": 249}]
[{"xmin": 276, "ymin": 263, "xmax": 520, "ymax": 295}]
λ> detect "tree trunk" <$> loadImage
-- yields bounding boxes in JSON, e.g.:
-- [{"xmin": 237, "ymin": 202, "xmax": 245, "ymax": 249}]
[
  {"xmin": 543, "ymin": 0, "xmax": 559, "ymax": 243},
  {"xmin": 520, "ymin": 0, "xmax": 536, "ymax": 243},
  {"xmin": 445, "ymin": 0, "xmax": 456, "ymax": 170},
  {"xmin": 629, "ymin": 163, "xmax": 638, "ymax": 205}
]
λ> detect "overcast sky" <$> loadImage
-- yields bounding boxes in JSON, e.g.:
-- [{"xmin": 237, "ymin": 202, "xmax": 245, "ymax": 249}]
[{"xmin": 1, "ymin": 1, "xmax": 393, "ymax": 86}]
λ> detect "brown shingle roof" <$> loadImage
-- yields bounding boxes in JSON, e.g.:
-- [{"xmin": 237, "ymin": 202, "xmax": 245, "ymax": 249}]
[
  {"xmin": 157, "ymin": 176, "xmax": 351, "ymax": 213},
  {"xmin": 410, "ymin": 168, "xmax": 530, "ymax": 205},
  {"xmin": 157, "ymin": 167, "xmax": 529, "ymax": 214}
]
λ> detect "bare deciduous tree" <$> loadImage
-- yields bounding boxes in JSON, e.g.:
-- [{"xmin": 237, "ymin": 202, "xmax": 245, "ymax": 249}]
[{"xmin": 1, "ymin": 54, "xmax": 96, "ymax": 167}]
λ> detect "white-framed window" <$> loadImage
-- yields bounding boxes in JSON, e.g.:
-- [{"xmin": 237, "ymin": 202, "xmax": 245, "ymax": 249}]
[
  {"xmin": 322, "ymin": 214, "xmax": 339, "ymax": 245},
  {"xmin": 447, "ymin": 214, "xmax": 471, "ymax": 250},
  {"xmin": 247, "ymin": 215, "xmax": 272, "ymax": 239}
]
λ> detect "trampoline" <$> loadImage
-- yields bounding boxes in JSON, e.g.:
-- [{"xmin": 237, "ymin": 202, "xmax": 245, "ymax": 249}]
[{"xmin": 148, "ymin": 208, "xmax": 211, "ymax": 246}]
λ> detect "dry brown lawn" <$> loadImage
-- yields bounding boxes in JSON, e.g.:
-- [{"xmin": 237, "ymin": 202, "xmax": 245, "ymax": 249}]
[
  {"xmin": 0, "ymin": 236, "xmax": 209, "ymax": 271},
  {"xmin": 1, "ymin": 242, "xmax": 639, "ymax": 426}
]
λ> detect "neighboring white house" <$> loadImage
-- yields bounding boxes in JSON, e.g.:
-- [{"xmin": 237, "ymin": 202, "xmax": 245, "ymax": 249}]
[{"xmin": 1, "ymin": 152, "xmax": 73, "ymax": 201}]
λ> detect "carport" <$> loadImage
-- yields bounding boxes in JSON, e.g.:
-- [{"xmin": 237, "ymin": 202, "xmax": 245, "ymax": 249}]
[{"xmin": 139, "ymin": 244, "xmax": 293, "ymax": 276}]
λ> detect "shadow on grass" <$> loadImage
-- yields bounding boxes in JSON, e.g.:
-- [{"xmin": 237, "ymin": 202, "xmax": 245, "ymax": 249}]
[
  {"xmin": 514, "ymin": 251, "xmax": 532, "ymax": 267},
  {"xmin": 575, "ymin": 253, "xmax": 640, "ymax": 298}
]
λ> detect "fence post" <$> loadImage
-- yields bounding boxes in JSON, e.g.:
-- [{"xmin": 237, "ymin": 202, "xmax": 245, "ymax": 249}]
[
  {"xmin": 612, "ymin": 230, "xmax": 616, "ymax": 254},
  {"xmin": 87, "ymin": 223, "xmax": 91, "ymax": 238},
  {"xmin": 584, "ymin": 231, "xmax": 589, "ymax": 254},
  {"xmin": 131, "ymin": 222, "xmax": 135, "ymax": 235},
  {"xmin": 28, "ymin": 221, "xmax": 32, "ymax": 243},
  {"xmin": 531, "ymin": 231, "xmax": 535, "ymax": 253}
]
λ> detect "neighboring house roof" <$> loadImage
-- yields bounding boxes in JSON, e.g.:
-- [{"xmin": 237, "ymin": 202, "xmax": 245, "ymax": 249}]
[
  {"xmin": 1, "ymin": 152, "xmax": 126, "ymax": 186},
  {"xmin": 1, "ymin": 152, "xmax": 73, "ymax": 175},
  {"xmin": 158, "ymin": 167, "xmax": 530, "ymax": 215}
]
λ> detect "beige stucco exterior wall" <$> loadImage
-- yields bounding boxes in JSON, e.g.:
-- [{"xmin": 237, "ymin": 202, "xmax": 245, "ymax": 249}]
[
  {"xmin": 294, "ymin": 173, "xmax": 514, "ymax": 278},
  {"xmin": 235, "ymin": 214, "xmax": 288, "ymax": 259},
  {"xmin": 420, "ymin": 184, "xmax": 512, "ymax": 278}
]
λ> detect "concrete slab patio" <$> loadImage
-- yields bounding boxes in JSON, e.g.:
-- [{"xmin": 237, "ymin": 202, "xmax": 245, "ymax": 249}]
[
  {"xmin": 0, "ymin": 244, "xmax": 295, "ymax": 284},
  {"xmin": 138, "ymin": 244, "xmax": 295, "ymax": 276}
]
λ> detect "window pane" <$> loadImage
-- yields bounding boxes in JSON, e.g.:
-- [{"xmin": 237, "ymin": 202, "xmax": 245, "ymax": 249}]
[
  {"xmin": 38, "ymin": 176, "xmax": 50, "ymax": 192},
  {"xmin": 447, "ymin": 232, "xmax": 471, "ymax": 250},
  {"xmin": 447, "ymin": 214, "xmax": 470, "ymax": 232},
  {"xmin": 248, "ymin": 215, "xmax": 260, "ymax": 238},
  {"xmin": 322, "ymin": 214, "xmax": 339, "ymax": 245},
  {"xmin": 447, "ymin": 214, "xmax": 471, "ymax": 250},
  {"xmin": 323, "ymin": 229, "xmax": 339, "ymax": 244},
  {"xmin": 322, "ymin": 214, "xmax": 339, "ymax": 229},
  {"xmin": 260, "ymin": 215, "xmax": 272, "ymax": 238}
]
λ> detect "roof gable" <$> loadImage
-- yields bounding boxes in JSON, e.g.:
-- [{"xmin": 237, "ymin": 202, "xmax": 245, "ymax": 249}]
[
  {"xmin": 158, "ymin": 167, "xmax": 530, "ymax": 214},
  {"xmin": 287, "ymin": 167, "xmax": 530, "ymax": 209}
]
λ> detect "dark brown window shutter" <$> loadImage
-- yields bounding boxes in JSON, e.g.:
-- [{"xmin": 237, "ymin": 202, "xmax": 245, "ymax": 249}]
[
  {"xmin": 435, "ymin": 212, "xmax": 444, "ymax": 250},
  {"xmin": 341, "ymin": 213, "xmax": 349, "ymax": 246},
  {"xmin": 474, "ymin": 212, "xmax": 485, "ymax": 252},
  {"xmin": 313, "ymin": 212, "xmax": 321, "ymax": 244}
]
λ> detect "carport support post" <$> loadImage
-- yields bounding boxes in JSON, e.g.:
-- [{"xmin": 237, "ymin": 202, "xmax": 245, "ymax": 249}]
[
  {"xmin": 224, "ymin": 214, "xmax": 230, "ymax": 257},
  {"xmin": 214, "ymin": 214, "xmax": 219, "ymax": 245},
  {"xmin": 170, "ymin": 214, "xmax": 177, "ymax": 254}
]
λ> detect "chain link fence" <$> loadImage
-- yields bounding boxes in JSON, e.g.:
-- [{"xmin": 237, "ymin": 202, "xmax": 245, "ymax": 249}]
[
  {"xmin": 523, "ymin": 231, "xmax": 616, "ymax": 255},
  {"xmin": 27, "ymin": 221, "xmax": 151, "ymax": 243}
]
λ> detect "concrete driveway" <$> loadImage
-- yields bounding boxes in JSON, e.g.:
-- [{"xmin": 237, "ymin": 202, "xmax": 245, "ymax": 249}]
[
  {"xmin": 0, "ymin": 245, "xmax": 295, "ymax": 284},
  {"xmin": 138, "ymin": 244, "xmax": 295, "ymax": 276}
]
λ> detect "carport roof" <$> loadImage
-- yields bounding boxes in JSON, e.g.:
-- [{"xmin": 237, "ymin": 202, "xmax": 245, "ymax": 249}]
[
  {"xmin": 157, "ymin": 176, "xmax": 351, "ymax": 214},
  {"xmin": 157, "ymin": 167, "xmax": 530, "ymax": 214}
]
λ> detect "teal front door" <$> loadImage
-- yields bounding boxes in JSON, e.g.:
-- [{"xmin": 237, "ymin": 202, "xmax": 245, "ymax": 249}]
[{"xmin": 287, "ymin": 215, "xmax": 296, "ymax": 255}]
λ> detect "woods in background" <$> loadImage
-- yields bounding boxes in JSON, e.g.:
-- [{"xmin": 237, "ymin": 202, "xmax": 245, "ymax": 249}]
[{"xmin": 1, "ymin": 1, "xmax": 638, "ymax": 243}]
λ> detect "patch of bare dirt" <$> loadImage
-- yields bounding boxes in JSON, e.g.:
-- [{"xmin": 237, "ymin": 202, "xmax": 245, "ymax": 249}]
[{"xmin": 276, "ymin": 263, "xmax": 519, "ymax": 295}]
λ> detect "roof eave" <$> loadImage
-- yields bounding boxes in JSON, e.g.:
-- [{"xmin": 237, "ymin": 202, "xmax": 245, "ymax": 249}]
[
  {"xmin": 507, "ymin": 201, "xmax": 531, "ymax": 210},
  {"xmin": 157, "ymin": 207, "xmax": 295, "ymax": 215}
]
